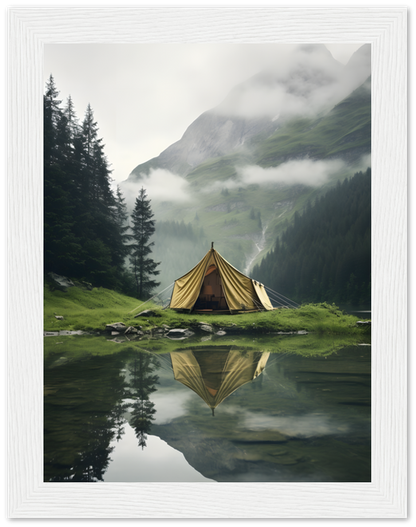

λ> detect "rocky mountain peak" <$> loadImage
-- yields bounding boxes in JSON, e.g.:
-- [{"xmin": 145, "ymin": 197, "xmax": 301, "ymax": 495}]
[{"xmin": 128, "ymin": 44, "xmax": 370, "ymax": 182}]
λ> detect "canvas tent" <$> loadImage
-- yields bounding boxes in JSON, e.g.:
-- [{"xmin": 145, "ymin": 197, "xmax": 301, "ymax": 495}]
[
  {"xmin": 170, "ymin": 346, "xmax": 270, "ymax": 415},
  {"xmin": 169, "ymin": 246, "xmax": 273, "ymax": 313}
]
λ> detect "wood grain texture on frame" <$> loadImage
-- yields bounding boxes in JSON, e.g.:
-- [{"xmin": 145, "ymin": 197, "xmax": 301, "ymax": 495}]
[{"xmin": 6, "ymin": 6, "xmax": 407, "ymax": 518}]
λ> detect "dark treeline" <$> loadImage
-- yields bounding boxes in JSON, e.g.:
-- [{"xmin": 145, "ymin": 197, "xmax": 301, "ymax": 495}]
[
  {"xmin": 44, "ymin": 74, "xmax": 129, "ymax": 291},
  {"xmin": 44, "ymin": 75, "xmax": 206, "ymax": 299},
  {"xmin": 253, "ymin": 169, "xmax": 371, "ymax": 307},
  {"xmin": 44, "ymin": 75, "xmax": 164, "ymax": 299}
]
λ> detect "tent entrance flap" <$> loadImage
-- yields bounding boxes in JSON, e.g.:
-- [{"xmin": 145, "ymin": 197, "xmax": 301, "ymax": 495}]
[{"xmin": 193, "ymin": 265, "xmax": 229, "ymax": 311}]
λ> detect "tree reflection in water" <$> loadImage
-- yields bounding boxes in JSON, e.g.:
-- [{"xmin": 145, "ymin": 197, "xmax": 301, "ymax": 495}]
[
  {"xmin": 44, "ymin": 349, "xmax": 160, "ymax": 481},
  {"xmin": 127, "ymin": 354, "xmax": 159, "ymax": 449}
]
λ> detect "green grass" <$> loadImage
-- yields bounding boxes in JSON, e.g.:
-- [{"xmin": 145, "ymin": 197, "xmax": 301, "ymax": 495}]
[
  {"xmin": 44, "ymin": 283, "xmax": 369, "ymax": 337},
  {"xmin": 44, "ymin": 284, "xmax": 369, "ymax": 365},
  {"xmin": 44, "ymin": 285, "xmax": 142, "ymax": 332},
  {"xmin": 182, "ymin": 302, "xmax": 365, "ymax": 335}
]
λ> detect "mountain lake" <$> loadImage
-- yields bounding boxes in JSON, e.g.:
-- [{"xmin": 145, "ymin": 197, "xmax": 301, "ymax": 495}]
[{"xmin": 44, "ymin": 332, "xmax": 371, "ymax": 483}]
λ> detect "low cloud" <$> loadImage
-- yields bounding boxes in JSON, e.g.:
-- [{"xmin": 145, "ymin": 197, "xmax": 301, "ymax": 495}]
[
  {"xmin": 121, "ymin": 168, "xmax": 192, "ymax": 208},
  {"xmin": 355, "ymin": 153, "xmax": 371, "ymax": 171},
  {"xmin": 217, "ymin": 83, "xmax": 308, "ymax": 121},
  {"xmin": 122, "ymin": 156, "xmax": 366, "ymax": 210},
  {"xmin": 236, "ymin": 158, "xmax": 347, "ymax": 188},
  {"xmin": 214, "ymin": 44, "xmax": 370, "ymax": 121}
]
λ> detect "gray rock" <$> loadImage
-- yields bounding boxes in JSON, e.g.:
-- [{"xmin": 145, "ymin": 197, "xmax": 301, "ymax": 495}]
[
  {"xmin": 297, "ymin": 330, "xmax": 308, "ymax": 335},
  {"xmin": 48, "ymin": 272, "xmax": 75, "ymax": 290},
  {"xmin": 166, "ymin": 328, "xmax": 195, "ymax": 340},
  {"xmin": 216, "ymin": 330, "xmax": 227, "ymax": 336},
  {"xmin": 106, "ymin": 322, "xmax": 127, "ymax": 332},
  {"xmin": 199, "ymin": 324, "xmax": 214, "ymax": 333},
  {"xmin": 54, "ymin": 315, "xmax": 64, "ymax": 320},
  {"xmin": 44, "ymin": 330, "xmax": 75, "ymax": 337},
  {"xmin": 124, "ymin": 326, "xmax": 138, "ymax": 334}
]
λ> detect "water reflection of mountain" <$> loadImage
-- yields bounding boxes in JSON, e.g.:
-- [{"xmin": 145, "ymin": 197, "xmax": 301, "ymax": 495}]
[
  {"xmin": 170, "ymin": 346, "xmax": 270, "ymax": 415},
  {"xmin": 44, "ymin": 341, "xmax": 371, "ymax": 483},
  {"xmin": 151, "ymin": 345, "xmax": 371, "ymax": 482}
]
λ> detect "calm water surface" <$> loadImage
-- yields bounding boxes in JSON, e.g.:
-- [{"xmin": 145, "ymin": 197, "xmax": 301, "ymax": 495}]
[{"xmin": 44, "ymin": 335, "xmax": 371, "ymax": 482}]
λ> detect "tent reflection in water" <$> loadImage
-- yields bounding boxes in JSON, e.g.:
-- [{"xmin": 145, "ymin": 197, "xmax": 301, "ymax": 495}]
[
  {"xmin": 170, "ymin": 346, "xmax": 270, "ymax": 416},
  {"xmin": 169, "ymin": 244, "xmax": 273, "ymax": 314}
]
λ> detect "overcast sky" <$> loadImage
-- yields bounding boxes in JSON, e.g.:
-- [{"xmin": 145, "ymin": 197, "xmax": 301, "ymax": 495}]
[{"xmin": 44, "ymin": 43, "xmax": 363, "ymax": 185}]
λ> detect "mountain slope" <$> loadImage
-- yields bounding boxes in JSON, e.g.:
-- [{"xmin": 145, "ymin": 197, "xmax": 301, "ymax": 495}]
[
  {"xmin": 128, "ymin": 44, "xmax": 370, "ymax": 182},
  {"xmin": 121, "ymin": 45, "xmax": 371, "ymax": 287},
  {"xmin": 254, "ymin": 76, "xmax": 371, "ymax": 167}
]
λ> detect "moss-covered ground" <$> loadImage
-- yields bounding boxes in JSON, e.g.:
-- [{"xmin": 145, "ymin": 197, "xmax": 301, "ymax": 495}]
[{"xmin": 44, "ymin": 283, "xmax": 367, "ymax": 333}]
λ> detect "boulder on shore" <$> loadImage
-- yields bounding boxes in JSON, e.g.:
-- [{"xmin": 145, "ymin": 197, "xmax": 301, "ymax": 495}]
[
  {"xmin": 48, "ymin": 272, "xmax": 75, "ymax": 291},
  {"xmin": 106, "ymin": 322, "xmax": 127, "ymax": 332},
  {"xmin": 166, "ymin": 328, "xmax": 195, "ymax": 340}
]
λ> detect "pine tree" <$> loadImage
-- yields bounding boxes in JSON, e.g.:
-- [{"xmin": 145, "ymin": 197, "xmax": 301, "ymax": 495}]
[
  {"xmin": 74, "ymin": 104, "xmax": 124, "ymax": 287},
  {"xmin": 63, "ymin": 95, "xmax": 80, "ymax": 140},
  {"xmin": 44, "ymin": 76, "xmax": 131, "ymax": 289},
  {"xmin": 44, "ymin": 76, "xmax": 83, "ymax": 275},
  {"xmin": 129, "ymin": 187, "xmax": 160, "ymax": 299},
  {"xmin": 44, "ymin": 74, "xmax": 62, "ymax": 167},
  {"xmin": 80, "ymin": 104, "xmax": 100, "ymax": 203}
]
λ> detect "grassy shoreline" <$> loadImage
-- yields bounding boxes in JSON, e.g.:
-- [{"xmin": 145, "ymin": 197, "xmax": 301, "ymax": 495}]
[{"xmin": 44, "ymin": 283, "xmax": 370, "ymax": 336}]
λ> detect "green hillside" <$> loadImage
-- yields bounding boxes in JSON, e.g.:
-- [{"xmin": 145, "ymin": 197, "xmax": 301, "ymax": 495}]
[
  {"xmin": 255, "ymin": 78, "xmax": 371, "ymax": 165},
  {"xmin": 145, "ymin": 78, "xmax": 371, "ymax": 277}
]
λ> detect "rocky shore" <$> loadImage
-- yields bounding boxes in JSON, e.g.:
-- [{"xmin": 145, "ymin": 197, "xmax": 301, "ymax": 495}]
[
  {"xmin": 44, "ymin": 309, "xmax": 314, "ymax": 342},
  {"xmin": 44, "ymin": 304, "xmax": 371, "ymax": 342}
]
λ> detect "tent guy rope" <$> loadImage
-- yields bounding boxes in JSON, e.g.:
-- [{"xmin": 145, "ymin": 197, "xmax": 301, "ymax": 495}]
[{"xmin": 128, "ymin": 283, "xmax": 174, "ymax": 314}]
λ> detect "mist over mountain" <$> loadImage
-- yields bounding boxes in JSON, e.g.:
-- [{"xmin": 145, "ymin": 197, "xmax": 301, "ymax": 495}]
[
  {"xmin": 121, "ymin": 44, "xmax": 371, "ymax": 291},
  {"xmin": 127, "ymin": 44, "xmax": 370, "ymax": 182}
]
